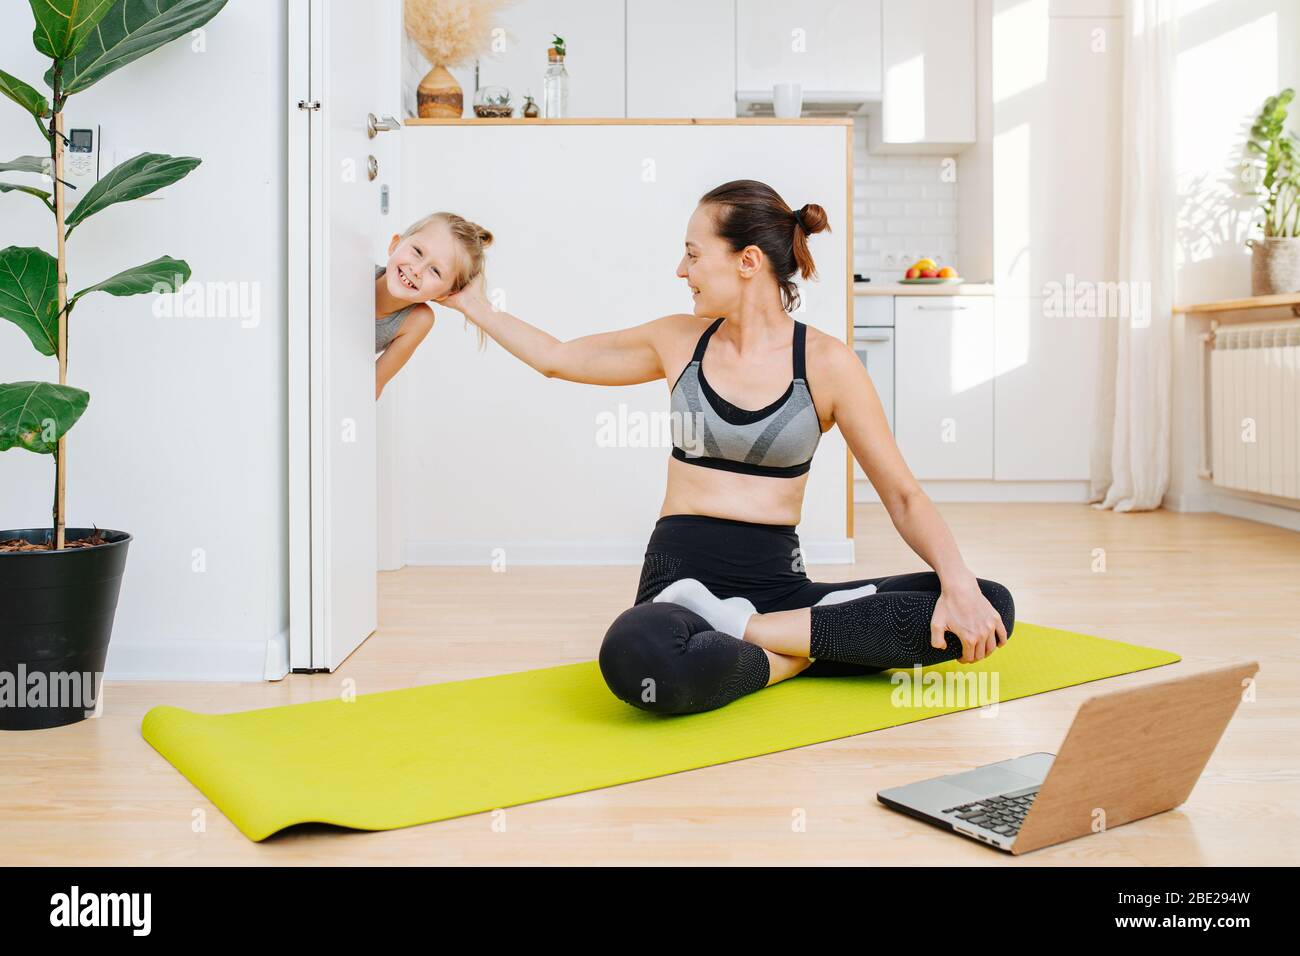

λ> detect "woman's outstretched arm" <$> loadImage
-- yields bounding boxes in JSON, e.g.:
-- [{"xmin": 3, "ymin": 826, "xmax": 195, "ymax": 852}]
[{"xmin": 438, "ymin": 274, "xmax": 684, "ymax": 386}]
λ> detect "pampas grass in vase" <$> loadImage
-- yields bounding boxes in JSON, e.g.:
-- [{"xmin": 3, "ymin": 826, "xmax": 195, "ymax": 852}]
[{"xmin": 406, "ymin": 0, "xmax": 515, "ymax": 119}]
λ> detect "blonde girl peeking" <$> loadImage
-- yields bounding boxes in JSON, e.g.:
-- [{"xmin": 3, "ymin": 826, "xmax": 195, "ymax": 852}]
[{"xmin": 374, "ymin": 211, "xmax": 492, "ymax": 398}]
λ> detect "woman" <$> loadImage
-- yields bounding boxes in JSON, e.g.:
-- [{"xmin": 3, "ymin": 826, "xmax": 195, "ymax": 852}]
[
  {"xmin": 440, "ymin": 180, "xmax": 1015, "ymax": 715},
  {"xmin": 375, "ymin": 211, "xmax": 491, "ymax": 399}
]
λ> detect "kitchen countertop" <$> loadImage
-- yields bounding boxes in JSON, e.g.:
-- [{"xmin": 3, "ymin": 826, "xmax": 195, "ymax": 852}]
[{"xmin": 854, "ymin": 282, "xmax": 995, "ymax": 296}]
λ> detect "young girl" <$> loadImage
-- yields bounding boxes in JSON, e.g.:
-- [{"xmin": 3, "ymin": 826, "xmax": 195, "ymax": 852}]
[{"xmin": 375, "ymin": 211, "xmax": 492, "ymax": 398}]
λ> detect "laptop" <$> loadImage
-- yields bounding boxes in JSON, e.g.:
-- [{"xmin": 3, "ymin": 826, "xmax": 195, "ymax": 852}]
[{"xmin": 877, "ymin": 661, "xmax": 1259, "ymax": 855}]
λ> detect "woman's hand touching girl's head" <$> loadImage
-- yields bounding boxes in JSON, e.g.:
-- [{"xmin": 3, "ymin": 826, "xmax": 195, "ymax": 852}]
[{"xmin": 436, "ymin": 271, "xmax": 488, "ymax": 315}]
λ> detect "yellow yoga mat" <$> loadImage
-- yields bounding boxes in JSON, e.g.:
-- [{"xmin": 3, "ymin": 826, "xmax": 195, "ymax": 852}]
[{"xmin": 142, "ymin": 622, "xmax": 1179, "ymax": 841}]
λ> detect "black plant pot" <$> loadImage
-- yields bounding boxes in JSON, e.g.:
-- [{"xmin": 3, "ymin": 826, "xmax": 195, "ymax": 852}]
[{"xmin": 0, "ymin": 528, "xmax": 131, "ymax": 731}]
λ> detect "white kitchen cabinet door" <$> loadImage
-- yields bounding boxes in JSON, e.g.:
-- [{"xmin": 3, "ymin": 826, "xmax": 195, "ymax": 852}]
[
  {"xmin": 894, "ymin": 297, "xmax": 994, "ymax": 479},
  {"xmin": 627, "ymin": 0, "xmax": 735, "ymax": 118},
  {"xmin": 990, "ymin": 11, "xmax": 1117, "ymax": 480},
  {"xmin": 877, "ymin": 0, "xmax": 976, "ymax": 148},
  {"xmin": 736, "ymin": 0, "xmax": 882, "ymax": 97}
]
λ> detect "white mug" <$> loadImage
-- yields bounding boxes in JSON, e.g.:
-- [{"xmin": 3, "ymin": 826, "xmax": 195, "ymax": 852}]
[{"xmin": 773, "ymin": 82, "xmax": 803, "ymax": 118}]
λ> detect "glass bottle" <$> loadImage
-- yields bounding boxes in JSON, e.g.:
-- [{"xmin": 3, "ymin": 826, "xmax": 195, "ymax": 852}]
[{"xmin": 543, "ymin": 46, "xmax": 568, "ymax": 118}]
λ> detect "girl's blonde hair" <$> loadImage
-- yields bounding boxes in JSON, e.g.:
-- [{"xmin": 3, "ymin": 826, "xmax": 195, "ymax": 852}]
[{"xmin": 401, "ymin": 211, "xmax": 493, "ymax": 348}]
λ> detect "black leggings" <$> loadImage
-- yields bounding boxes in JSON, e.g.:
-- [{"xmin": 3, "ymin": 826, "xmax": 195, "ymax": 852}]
[{"xmin": 598, "ymin": 515, "xmax": 1016, "ymax": 715}]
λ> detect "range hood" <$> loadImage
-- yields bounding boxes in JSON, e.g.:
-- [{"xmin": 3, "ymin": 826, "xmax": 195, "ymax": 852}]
[{"xmin": 736, "ymin": 90, "xmax": 880, "ymax": 118}]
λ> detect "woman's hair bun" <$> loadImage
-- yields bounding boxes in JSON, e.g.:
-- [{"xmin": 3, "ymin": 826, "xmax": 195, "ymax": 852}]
[
  {"xmin": 798, "ymin": 203, "xmax": 829, "ymax": 235},
  {"xmin": 477, "ymin": 227, "xmax": 494, "ymax": 248}
]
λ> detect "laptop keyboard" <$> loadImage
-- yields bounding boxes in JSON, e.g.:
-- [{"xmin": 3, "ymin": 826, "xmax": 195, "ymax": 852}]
[{"xmin": 943, "ymin": 787, "xmax": 1039, "ymax": 838}]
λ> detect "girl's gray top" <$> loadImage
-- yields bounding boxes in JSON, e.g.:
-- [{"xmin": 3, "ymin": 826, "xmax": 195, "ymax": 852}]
[{"xmin": 375, "ymin": 264, "xmax": 421, "ymax": 353}]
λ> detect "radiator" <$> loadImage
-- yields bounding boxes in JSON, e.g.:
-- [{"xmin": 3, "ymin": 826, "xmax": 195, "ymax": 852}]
[{"xmin": 1207, "ymin": 320, "xmax": 1300, "ymax": 501}]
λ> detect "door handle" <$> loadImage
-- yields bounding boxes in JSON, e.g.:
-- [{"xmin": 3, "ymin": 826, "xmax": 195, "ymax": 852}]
[
  {"xmin": 367, "ymin": 113, "xmax": 401, "ymax": 138},
  {"xmin": 914, "ymin": 304, "xmax": 971, "ymax": 311}
]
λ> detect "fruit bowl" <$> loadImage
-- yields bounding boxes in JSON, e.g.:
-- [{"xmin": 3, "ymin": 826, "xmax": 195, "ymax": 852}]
[
  {"xmin": 898, "ymin": 276, "xmax": 964, "ymax": 284},
  {"xmin": 900, "ymin": 258, "xmax": 960, "ymax": 283}
]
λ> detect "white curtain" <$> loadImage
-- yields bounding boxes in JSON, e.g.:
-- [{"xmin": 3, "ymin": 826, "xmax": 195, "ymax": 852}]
[{"xmin": 1089, "ymin": 0, "xmax": 1177, "ymax": 512}]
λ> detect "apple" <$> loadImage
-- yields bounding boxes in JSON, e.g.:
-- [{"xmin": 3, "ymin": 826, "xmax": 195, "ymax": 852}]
[
  {"xmin": 921, "ymin": 268, "xmax": 939, "ymax": 279},
  {"xmin": 905, "ymin": 267, "xmax": 920, "ymax": 279}
]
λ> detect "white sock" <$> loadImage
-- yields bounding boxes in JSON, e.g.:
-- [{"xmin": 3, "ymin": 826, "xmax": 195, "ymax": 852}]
[
  {"xmin": 653, "ymin": 578, "xmax": 755, "ymax": 640},
  {"xmin": 813, "ymin": 582, "xmax": 877, "ymax": 607}
]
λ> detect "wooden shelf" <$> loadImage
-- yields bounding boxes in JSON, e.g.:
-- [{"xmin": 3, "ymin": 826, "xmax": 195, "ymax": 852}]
[
  {"xmin": 1174, "ymin": 292, "xmax": 1300, "ymax": 314},
  {"xmin": 401, "ymin": 117, "xmax": 854, "ymax": 127}
]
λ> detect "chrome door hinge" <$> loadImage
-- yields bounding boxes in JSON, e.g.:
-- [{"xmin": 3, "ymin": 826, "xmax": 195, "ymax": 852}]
[{"xmin": 298, "ymin": 99, "xmax": 321, "ymax": 111}]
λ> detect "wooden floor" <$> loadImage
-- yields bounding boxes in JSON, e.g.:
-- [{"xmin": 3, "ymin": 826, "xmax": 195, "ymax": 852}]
[{"xmin": 2, "ymin": 503, "xmax": 1296, "ymax": 865}]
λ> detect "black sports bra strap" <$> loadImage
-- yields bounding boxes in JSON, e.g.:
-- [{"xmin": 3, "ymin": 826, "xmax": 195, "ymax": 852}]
[
  {"xmin": 792, "ymin": 321, "xmax": 807, "ymax": 380},
  {"xmin": 692, "ymin": 317, "xmax": 726, "ymax": 362}
]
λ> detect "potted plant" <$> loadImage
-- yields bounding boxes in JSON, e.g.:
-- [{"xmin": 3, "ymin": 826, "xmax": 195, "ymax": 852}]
[
  {"xmin": 1245, "ymin": 88, "xmax": 1300, "ymax": 294},
  {"xmin": 0, "ymin": 0, "xmax": 227, "ymax": 731}
]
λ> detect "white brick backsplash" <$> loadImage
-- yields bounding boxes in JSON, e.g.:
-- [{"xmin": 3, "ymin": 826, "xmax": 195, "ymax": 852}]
[{"xmin": 853, "ymin": 119, "xmax": 960, "ymax": 281}]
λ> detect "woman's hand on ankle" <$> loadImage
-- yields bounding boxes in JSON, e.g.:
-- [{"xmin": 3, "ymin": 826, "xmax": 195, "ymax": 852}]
[{"xmin": 931, "ymin": 582, "xmax": 1008, "ymax": 663}]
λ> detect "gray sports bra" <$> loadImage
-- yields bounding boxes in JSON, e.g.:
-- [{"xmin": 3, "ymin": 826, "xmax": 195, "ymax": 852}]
[
  {"xmin": 375, "ymin": 264, "xmax": 421, "ymax": 353},
  {"xmin": 669, "ymin": 317, "xmax": 822, "ymax": 478}
]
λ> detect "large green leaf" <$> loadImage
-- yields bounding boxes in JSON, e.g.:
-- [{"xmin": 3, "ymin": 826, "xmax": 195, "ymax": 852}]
[
  {"xmin": 0, "ymin": 381, "xmax": 89, "ymax": 454},
  {"xmin": 0, "ymin": 68, "xmax": 50, "ymax": 121},
  {"xmin": 0, "ymin": 156, "xmax": 51, "ymax": 176},
  {"xmin": 0, "ymin": 182, "xmax": 54, "ymax": 211},
  {"xmin": 0, "ymin": 246, "xmax": 59, "ymax": 356},
  {"xmin": 28, "ymin": 0, "xmax": 118, "ymax": 60},
  {"xmin": 48, "ymin": 0, "xmax": 230, "ymax": 95},
  {"xmin": 64, "ymin": 152, "xmax": 200, "ymax": 236},
  {"xmin": 72, "ymin": 255, "xmax": 190, "ymax": 305}
]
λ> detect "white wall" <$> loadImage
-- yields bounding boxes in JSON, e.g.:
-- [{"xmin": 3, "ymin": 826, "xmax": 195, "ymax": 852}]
[
  {"xmin": 853, "ymin": 123, "xmax": 962, "ymax": 281},
  {"xmin": 0, "ymin": 3, "xmax": 289, "ymax": 680},
  {"xmin": 392, "ymin": 122, "xmax": 852, "ymax": 565}
]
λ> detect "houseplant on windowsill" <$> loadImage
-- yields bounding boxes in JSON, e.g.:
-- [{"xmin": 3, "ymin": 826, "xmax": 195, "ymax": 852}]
[
  {"xmin": 0, "ymin": 0, "xmax": 227, "ymax": 731},
  {"xmin": 1245, "ymin": 88, "xmax": 1300, "ymax": 294}
]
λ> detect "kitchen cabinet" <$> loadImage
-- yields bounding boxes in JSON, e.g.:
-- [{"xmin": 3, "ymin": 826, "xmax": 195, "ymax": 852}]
[
  {"xmin": 872, "ymin": 0, "xmax": 976, "ymax": 150},
  {"xmin": 894, "ymin": 296, "xmax": 994, "ymax": 479},
  {"xmin": 991, "ymin": 11, "xmax": 1117, "ymax": 480},
  {"xmin": 736, "ymin": 0, "xmax": 882, "ymax": 98},
  {"xmin": 626, "ymin": 0, "xmax": 735, "ymax": 118}
]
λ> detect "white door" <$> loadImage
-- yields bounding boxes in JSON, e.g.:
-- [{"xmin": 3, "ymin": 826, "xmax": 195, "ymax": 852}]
[
  {"xmin": 894, "ymin": 297, "xmax": 994, "ymax": 480},
  {"xmin": 289, "ymin": 0, "xmax": 397, "ymax": 671}
]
